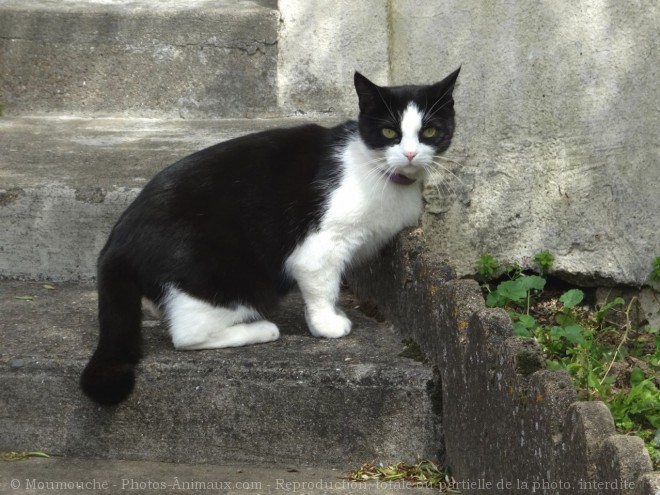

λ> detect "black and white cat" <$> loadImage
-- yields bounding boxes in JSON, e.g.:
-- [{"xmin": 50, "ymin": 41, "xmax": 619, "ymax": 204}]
[{"xmin": 81, "ymin": 69, "xmax": 460, "ymax": 404}]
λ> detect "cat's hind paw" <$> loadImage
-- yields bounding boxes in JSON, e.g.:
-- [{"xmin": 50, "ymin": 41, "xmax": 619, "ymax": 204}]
[{"xmin": 305, "ymin": 308, "xmax": 352, "ymax": 339}]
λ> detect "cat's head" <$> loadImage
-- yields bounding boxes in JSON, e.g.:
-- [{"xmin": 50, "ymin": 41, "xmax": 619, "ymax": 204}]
[{"xmin": 354, "ymin": 68, "xmax": 460, "ymax": 185}]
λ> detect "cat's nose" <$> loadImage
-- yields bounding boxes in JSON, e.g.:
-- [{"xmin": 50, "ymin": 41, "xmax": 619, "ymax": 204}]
[{"xmin": 404, "ymin": 151, "xmax": 417, "ymax": 162}]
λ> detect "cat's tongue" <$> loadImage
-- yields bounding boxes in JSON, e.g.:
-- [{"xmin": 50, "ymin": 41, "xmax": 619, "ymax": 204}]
[{"xmin": 388, "ymin": 172, "xmax": 417, "ymax": 186}]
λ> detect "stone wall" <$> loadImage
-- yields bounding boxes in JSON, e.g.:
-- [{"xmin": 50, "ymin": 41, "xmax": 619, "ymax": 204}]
[
  {"xmin": 389, "ymin": 1, "xmax": 660, "ymax": 287},
  {"xmin": 348, "ymin": 231, "xmax": 660, "ymax": 495},
  {"xmin": 279, "ymin": 0, "xmax": 660, "ymax": 287}
]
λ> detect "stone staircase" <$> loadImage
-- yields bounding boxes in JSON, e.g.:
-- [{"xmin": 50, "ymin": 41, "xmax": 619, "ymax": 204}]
[{"xmin": 0, "ymin": 0, "xmax": 441, "ymax": 482}]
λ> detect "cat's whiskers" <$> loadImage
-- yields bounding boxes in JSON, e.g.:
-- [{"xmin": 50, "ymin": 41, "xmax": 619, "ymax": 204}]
[
  {"xmin": 423, "ymin": 98, "xmax": 453, "ymax": 122},
  {"xmin": 430, "ymin": 158, "xmax": 464, "ymax": 185},
  {"xmin": 365, "ymin": 164, "xmax": 391, "ymax": 199},
  {"xmin": 432, "ymin": 154, "xmax": 462, "ymax": 167},
  {"xmin": 423, "ymin": 167, "xmax": 454, "ymax": 199},
  {"xmin": 375, "ymin": 88, "xmax": 400, "ymax": 126},
  {"xmin": 362, "ymin": 115, "xmax": 398, "ymax": 127},
  {"xmin": 361, "ymin": 158, "xmax": 396, "ymax": 203},
  {"xmin": 423, "ymin": 81, "xmax": 457, "ymax": 121}
]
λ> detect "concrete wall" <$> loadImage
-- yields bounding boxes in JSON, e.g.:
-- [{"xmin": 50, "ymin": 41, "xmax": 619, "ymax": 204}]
[
  {"xmin": 280, "ymin": 0, "xmax": 660, "ymax": 287},
  {"xmin": 0, "ymin": 0, "xmax": 279, "ymax": 118},
  {"xmin": 349, "ymin": 231, "xmax": 660, "ymax": 494},
  {"xmin": 277, "ymin": 0, "xmax": 390, "ymax": 115}
]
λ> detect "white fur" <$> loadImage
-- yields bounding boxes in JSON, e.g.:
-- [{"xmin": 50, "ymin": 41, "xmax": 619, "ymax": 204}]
[
  {"xmin": 285, "ymin": 114, "xmax": 426, "ymax": 339},
  {"xmin": 385, "ymin": 103, "xmax": 436, "ymax": 172},
  {"xmin": 161, "ymin": 286, "xmax": 280, "ymax": 350},
  {"xmin": 159, "ymin": 107, "xmax": 430, "ymax": 347}
]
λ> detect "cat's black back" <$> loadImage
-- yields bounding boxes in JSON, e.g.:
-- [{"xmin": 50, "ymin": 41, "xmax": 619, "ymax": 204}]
[
  {"xmin": 81, "ymin": 68, "xmax": 459, "ymax": 405},
  {"xmin": 83, "ymin": 123, "xmax": 348, "ymax": 404},
  {"xmin": 103, "ymin": 122, "xmax": 348, "ymax": 311}
]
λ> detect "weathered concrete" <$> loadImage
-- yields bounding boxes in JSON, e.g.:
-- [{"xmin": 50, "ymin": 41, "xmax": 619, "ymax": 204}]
[
  {"xmin": 348, "ymin": 230, "xmax": 659, "ymax": 494},
  {"xmin": 0, "ymin": 116, "xmax": 339, "ymax": 281},
  {"xmin": 2, "ymin": 0, "xmax": 656, "ymax": 285},
  {"xmin": 277, "ymin": 0, "xmax": 389, "ymax": 115},
  {"xmin": 275, "ymin": 1, "xmax": 659, "ymax": 286},
  {"xmin": 0, "ymin": 280, "xmax": 441, "ymax": 467},
  {"xmin": 0, "ymin": 0, "xmax": 279, "ymax": 118},
  {"xmin": 387, "ymin": 0, "xmax": 660, "ymax": 287},
  {"xmin": 0, "ymin": 457, "xmax": 428, "ymax": 495}
]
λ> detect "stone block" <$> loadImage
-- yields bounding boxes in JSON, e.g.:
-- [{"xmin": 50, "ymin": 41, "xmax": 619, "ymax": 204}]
[
  {"xmin": 0, "ymin": 0, "xmax": 279, "ymax": 118},
  {"xmin": 277, "ymin": 0, "xmax": 389, "ymax": 116},
  {"xmin": 389, "ymin": 1, "xmax": 660, "ymax": 286}
]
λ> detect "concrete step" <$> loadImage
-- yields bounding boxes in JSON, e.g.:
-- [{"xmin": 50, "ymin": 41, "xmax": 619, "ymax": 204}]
[
  {"xmin": 0, "ymin": 115, "xmax": 339, "ymax": 281},
  {"xmin": 0, "ymin": 457, "xmax": 427, "ymax": 495},
  {"xmin": 0, "ymin": 279, "xmax": 441, "ymax": 467},
  {"xmin": 0, "ymin": 0, "xmax": 279, "ymax": 118}
]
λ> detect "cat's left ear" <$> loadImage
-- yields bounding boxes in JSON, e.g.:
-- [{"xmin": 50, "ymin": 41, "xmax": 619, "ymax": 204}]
[
  {"xmin": 430, "ymin": 66, "xmax": 461, "ymax": 103},
  {"xmin": 354, "ymin": 72, "xmax": 381, "ymax": 112}
]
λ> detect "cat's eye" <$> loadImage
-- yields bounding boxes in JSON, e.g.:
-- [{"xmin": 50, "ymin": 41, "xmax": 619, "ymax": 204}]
[
  {"xmin": 421, "ymin": 127, "xmax": 437, "ymax": 138},
  {"xmin": 381, "ymin": 128, "xmax": 397, "ymax": 139}
]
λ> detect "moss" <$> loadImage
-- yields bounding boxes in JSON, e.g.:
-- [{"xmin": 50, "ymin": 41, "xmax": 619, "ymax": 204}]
[
  {"xmin": 515, "ymin": 349, "xmax": 544, "ymax": 376},
  {"xmin": 400, "ymin": 338, "xmax": 425, "ymax": 362}
]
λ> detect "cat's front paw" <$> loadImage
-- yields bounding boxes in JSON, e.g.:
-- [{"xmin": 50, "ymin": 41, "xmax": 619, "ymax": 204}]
[{"xmin": 305, "ymin": 308, "xmax": 352, "ymax": 339}]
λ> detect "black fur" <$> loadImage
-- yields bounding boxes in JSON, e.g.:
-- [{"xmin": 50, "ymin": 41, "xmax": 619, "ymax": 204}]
[
  {"xmin": 81, "ymin": 123, "xmax": 348, "ymax": 404},
  {"xmin": 355, "ymin": 68, "xmax": 460, "ymax": 153},
  {"xmin": 80, "ymin": 70, "xmax": 460, "ymax": 405}
]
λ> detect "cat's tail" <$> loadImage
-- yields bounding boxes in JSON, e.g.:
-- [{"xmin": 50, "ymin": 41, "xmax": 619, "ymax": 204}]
[{"xmin": 80, "ymin": 256, "xmax": 143, "ymax": 405}]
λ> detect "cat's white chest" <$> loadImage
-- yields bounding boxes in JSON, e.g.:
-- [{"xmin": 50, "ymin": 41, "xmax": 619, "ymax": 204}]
[
  {"xmin": 324, "ymin": 171, "xmax": 422, "ymax": 246},
  {"xmin": 285, "ymin": 136, "xmax": 424, "ymax": 284},
  {"xmin": 311, "ymin": 147, "xmax": 424, "ymax": 267}
]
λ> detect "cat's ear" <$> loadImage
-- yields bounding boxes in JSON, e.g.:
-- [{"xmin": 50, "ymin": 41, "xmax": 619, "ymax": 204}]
[
  {"xmin": 354, "ymin": 72, "xmax": 381, "ymax": 112},
  {"xmin": 429, "ymin": 67, "xmax": 461, "ymax": 103}
]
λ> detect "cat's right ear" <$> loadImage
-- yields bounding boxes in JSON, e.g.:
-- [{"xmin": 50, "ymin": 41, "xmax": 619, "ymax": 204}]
[{"xmin": 354, "ymin": 72, "xmax": 380, "ymax": 112}]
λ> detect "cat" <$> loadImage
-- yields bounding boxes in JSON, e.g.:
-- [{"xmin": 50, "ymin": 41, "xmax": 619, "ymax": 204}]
[{"xmin": 80, "ymin": 68, "xmax": 460, "ymax": 404}]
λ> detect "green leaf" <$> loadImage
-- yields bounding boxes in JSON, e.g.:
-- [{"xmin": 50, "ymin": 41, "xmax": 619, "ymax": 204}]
[
  {"xmin": 486, "ymin": 291, "xmax": 508, "ymax": 308},
  {"xmin": 533, "ymin": 250, "xmax": 555, "ymax": 275},
  {"xmin": 650, "ymin": 257, "xmax": 660, "ymax": 283},
  {"xmin": 517, "ymin": 314, "xmax": 537, "ymax": 329},
  {"xmin": 513, "ymin": 322, "xmax": 532, "ymax": 337},
  {"xmin": 630, "ymin": 367, "xmax": 645, "ymax": 387},
  {"xmin": 478, "ymin": 254, "xmax": 499, "ymax": 280},
  {"xmin": 602, "ymin": 375, "xmax": 617, "ymax": 385},
  {"xmin": 556, "ymin": 312, "xmax": 578, "ymax": 327},
  {"xmin": 496, "ymin": 279, "xmax": 528, "ymax": 304},
  {"xmin": 549, "ymin": 326, "xmax": 566, "ymax": 339},
  {"xmin": 518, "ymin": 275, "xmax": 546, "ymax": 292},
  {"xmin": 560, "ymin": 289, "xmax": 584, "ymax": 309},
  {"xmin": 563, "ymin": 325, "xmax": 587, "ymax": 345}
]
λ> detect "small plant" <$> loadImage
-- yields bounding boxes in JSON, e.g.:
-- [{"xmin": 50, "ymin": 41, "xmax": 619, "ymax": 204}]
[
  {"xmin": 650, "ymin": 257, "xmax": 660, "ymax": 284},
  {"xmin": 480, "ymin": 251, "xmax": 660, "ymax": 469},
  {"xmin": 533, "ymin": 250, "xmax": 555, "ymax": 276},
  {"xmin": 477, "ymin": 254, "xmax": 499, "ymax": 281},
  {"xmin": 609, "ymin": 368, "xmax": 660, "ymax": 430},
  {"xmin": 0, "ymin": 451, "xmax": 49, "ymax": 461}
]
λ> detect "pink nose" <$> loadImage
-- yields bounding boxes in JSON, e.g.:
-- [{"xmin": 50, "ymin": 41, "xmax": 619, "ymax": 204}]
[{"xmin": 404, "ymin": 151, "xmax": 417, "ymax": 162}]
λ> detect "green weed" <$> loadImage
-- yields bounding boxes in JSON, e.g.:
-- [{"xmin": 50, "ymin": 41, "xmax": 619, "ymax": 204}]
[
  {"xmin": 1, "ymin": 451, "xmax": 49, "ymax": 461},
  {"xmin": 481, "ymin": 252, "xmax": 660, "ymax": 469},
  {"xmin": 477, "ymin": 254, "xmax": 499, "ymax": 281},
  {"xmin": 650, "ymin": 257, "xmax": 660, "ymax": 284},
  {"xmin": 533, "ymin": 250, "xmax": 555, "ymax": 277}
]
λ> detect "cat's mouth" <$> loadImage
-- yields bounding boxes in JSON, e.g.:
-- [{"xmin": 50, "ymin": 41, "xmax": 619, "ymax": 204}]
[{"xmin": 384, "ymin": 171, "xmax": 417, "ymax": 186}]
